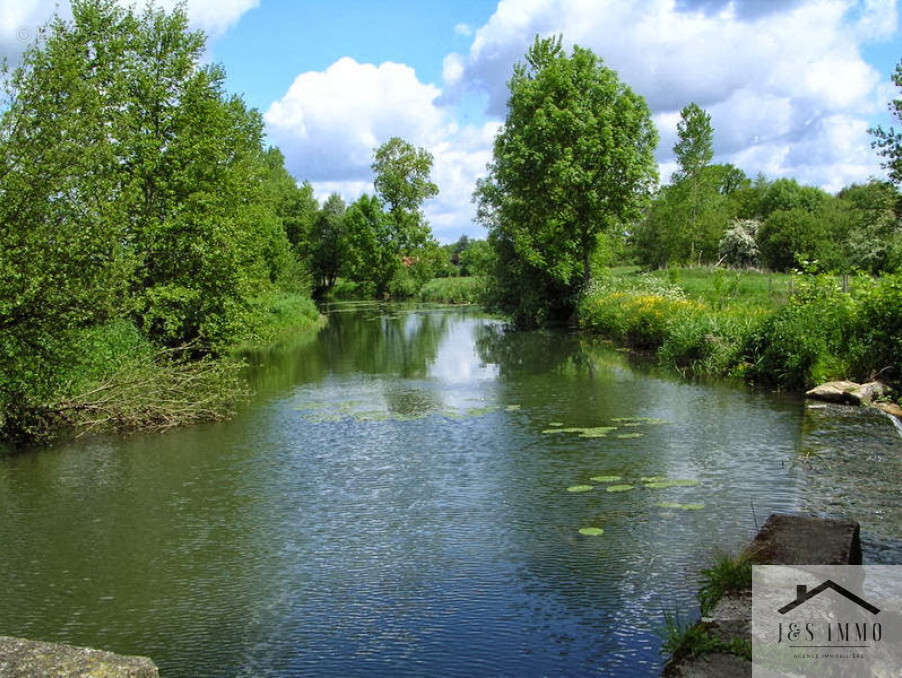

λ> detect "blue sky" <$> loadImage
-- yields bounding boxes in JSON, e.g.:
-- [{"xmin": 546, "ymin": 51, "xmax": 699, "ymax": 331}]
[{"xmin": 3, "ymin": 0, "xmax": 900, "ymax": 242}]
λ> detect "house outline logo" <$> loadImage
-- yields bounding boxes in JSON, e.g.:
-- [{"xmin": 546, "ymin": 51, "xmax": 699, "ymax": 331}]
[{"xmin": 778, "ymin": 579, "xmax": 880, "ymax": 615}]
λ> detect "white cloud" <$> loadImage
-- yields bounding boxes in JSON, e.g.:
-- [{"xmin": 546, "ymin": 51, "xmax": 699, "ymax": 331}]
[
  {"xmin": 454, "ymin": 22, "xmax": 473, "ymax": 36},
  {"xmin": 0, "ymin": 0, "xmax": 255, "ymax": 62},
  {"xmin": 444, "ymin": 0, "xmax": 895, "ymax": 191},
  {"xmin": 265, "ymin": 57, "xmax": 498, "ymax": 242}
]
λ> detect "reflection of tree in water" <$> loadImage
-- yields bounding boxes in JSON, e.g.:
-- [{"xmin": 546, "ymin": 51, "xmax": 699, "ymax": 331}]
[
  {"xmin": 241, "ymin": 308, "xmax": 455, "ymax": 398},
  {"xmin": 474, "ymin": 323, "xmax": 584, "ymax": 376}
]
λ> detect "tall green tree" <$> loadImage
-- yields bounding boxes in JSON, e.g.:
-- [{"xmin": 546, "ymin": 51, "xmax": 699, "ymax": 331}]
[
  {"xmin": 870, "ymin": 59, "xmax": 902, "ymax": 185},
  {"xmin": 344, "ymin": 194, "xmax": 398, "ymax": 297},
  {"xmin": 309, "ymin": 194, "xmax": 348, "ymax": 296},
  {"xmin": 672, "ymin": 103, "xmax": 714, "ymax": 182},
  {"xmin": 476, "ymin": 36, "xmax": 658, "ymax": 325},
  {"xmin": 372, "ymin": 137, "xmax": 438, "ymax": 252}
]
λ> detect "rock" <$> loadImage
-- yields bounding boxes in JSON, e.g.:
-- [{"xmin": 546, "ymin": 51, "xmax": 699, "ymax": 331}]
[
  {"xmin": 661, "ymin": 652, "xmax": 751, "ymax": 677},
  {"xmin": 0, "ymin": 636, "xmax": 158, "ymax": 678},
  {"xmin": 848, "ymin": 381, "xmax": 888, "ymax": 405},
  {"xmin": 746, "ymin": 513, "xmax": 861, "ymax": 565},
  {"xmin": 874, "ymin": 401, "xmax": 902, "ymax": 418},
  {"xmin": 805, "ymin": 380, "xmax": 861, "ymax": 404},
  {"xmin": 700, "ymin": 591, "xmax": 751, "ymax": 644}
]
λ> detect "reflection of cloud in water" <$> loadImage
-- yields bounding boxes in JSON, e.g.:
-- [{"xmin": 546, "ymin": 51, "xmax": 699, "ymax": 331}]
[{"xmin": 429, "ymin": 320, "xmax": 499, "ymax": 384}]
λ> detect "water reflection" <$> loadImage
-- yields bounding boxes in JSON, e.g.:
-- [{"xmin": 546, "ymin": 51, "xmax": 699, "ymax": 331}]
[{"xmin": 0, "ymin": 306, "xmax": 898, "ymax": 677}]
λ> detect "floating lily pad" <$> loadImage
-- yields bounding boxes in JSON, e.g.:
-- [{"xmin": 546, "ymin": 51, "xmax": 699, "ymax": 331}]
[
  {"xmin": 616, "ymin": 433, "xmax": 644, "ymax": 439},
  {"xmin": 465, "ymin": 406, "xmax": 497, "ymax": 417},
  {"xmin": 566, "ymin": 485, "xmax": 594, "ymax": 493},
  {"xmin": 639, "ymin": 476, "xmax": 668, "ymax": 483},
  {"xmin": 505, "ymin": 404, "xmax": 521, "ymax": 411},
  {"xmin": 606, "ymin": 484, "xmax": 634, "ymax": 492},
  {"xmin": 579, "ymin": 426, "xmax": 617, "ymax": 438},
  {"xmin": 590, "ymin": 475, "xmax": 622, "ymax": 483},
  {"xmin": 542, "ymin": 427, "xmax": 587, "ymax": 434},
  {"xmin": 644, "ymin": 479, "xmax": 700, "ymax": 489},
  {"xmin": 621, "ymin": 422, "xmax": 643, "ymax": 427},
  {"xmin": 578, "ymin": 527, "xmax": 605, "ymax": 537},
  {"xmin": 657, "ymin": 502, "xmax": 704, "ymax": 510},
  {"xmin": 548, "ymin": 422, "xmax": 564, "ymax": 427}
]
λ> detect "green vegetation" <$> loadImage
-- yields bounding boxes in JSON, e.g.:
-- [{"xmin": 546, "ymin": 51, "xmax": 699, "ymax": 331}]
[
  {"xmin": 475, "ymin": 35, "xmax": 658, "ymax": 327},
  {"xmin": 417, "ymin": 276, "xmax": 488, "ymax": 304},
  {"xmin": 578, "ymin": 267, "xmax": 902, "ymax": 391},
  {"xmin": 662, "ymin": 612, "xmax": 752, "ymax": 662},
  {"xmin": 697, "ymin": 553, "xmax": 753, "ymax": 615}
]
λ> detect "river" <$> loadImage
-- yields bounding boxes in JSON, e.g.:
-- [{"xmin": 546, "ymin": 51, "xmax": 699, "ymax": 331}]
[{"xmin": 1, "ymin": 304, "xmax": 899, "ymax": 676}]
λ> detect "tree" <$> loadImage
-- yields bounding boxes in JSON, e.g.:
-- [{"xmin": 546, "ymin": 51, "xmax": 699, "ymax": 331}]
[
  {"xmin": 672, "ymin": 103, "xmax": 714, "ymax": 182},
  {"xmin": 476, "ymin": 35, "xmax": 658, "ymax": 326},
  {"xmin": 372, "ymin": 137, "xmax": 438, "ymax": 252},
  {"xmin": 344, "ymin": 194, "xmax": 397, "ymax": 297},
  {"xmin": 870, "ymin": 59, "xmax": 902, "ymax": 185},
  {"xmin": 309, "ymin": 194, "xmax": 348, "ymax": 296}
]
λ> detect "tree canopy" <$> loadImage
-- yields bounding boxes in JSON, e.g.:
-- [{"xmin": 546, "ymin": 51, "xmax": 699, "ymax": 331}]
[{"xmin": 475, "ymin": 35, "xmax": 658, "ymax": 326}]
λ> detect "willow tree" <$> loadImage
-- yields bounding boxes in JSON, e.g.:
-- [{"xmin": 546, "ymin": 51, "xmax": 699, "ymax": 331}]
[{"xmin": 475, "ymin": 36, "xmax": 658, "ymax": 326}]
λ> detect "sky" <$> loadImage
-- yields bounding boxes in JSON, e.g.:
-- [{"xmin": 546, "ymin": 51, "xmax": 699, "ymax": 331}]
[{"xmin": 2, "ymin": 0, "xmax": 900, "ymax": 242}]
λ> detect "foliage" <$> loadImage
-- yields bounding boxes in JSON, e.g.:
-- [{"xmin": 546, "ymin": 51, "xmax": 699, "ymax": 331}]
[
  {"xmin": 698, "ymin": 553, "xmax": 752, "ymax": 615},
  {"xmin": 0, "ymin": 0, "xmax": 315, "ymax": 442},
  {"xmin": 672, "ymin": 103, "xmax": 714, "ymax": 182},
  {"xmin": 372, "ymin": 136, "xmax": 438, "ymax": 252},
  {"xmin": 309, "ymin": 194, "xmax": 348, "ymax": 296},
  {"xmin": 662, "ymin": 613, "xmax": 752, "ymax": 662},
  {"xmin": 476, "ymin": 35, "xmax": 658, "ymax": 326},
  {"xmin": 718, "ymin": 219, "xmax": 760, "ymax": 268},
  {"xmin": 418, "ymin": 276, "xmax": 488, "ymax": 304},
  {"xmin": 848, "ymin": 273, "xmax": 902, "ymax": 383},
  {"xmin": 457, "ymin": 239, "xmax": 495, "ymax": 277},
  {"xmin": 870, "ymin": 58, "xmax": 902, "ymax": 185}
]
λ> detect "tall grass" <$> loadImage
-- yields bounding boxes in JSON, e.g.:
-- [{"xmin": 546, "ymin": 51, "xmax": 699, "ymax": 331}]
[{"xmin": 418, "ymin": 276, "xmax": 487, "ymax": 304}]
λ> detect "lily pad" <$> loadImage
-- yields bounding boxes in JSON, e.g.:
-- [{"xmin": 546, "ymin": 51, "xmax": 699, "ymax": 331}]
[
  {"xmin": 616, "ymin": 433, "xmax": 644, "ymax": 439},
  {"xmin": 639, "ymin": 476, "xmax": 668, "ymax": 483},
  {"xmin": 578, "ymin": 426, "xmax": 617, "ymax": 438},
  {"xmin": 657, "ymin": 502, "xmax": 704, "ymax": 510},
  {"xmin": 590, "ymin": 475, "xmax": 622, "ymax": 483},
  {"xmin": 542, "ymin": 427, "xmax": 588, "ymax": 434},
  {"xmin": 547, "ymin": 422, "xmax": 564, "ymax": 427},
  {"xmin": 567, "ymin": 485, "xmax": 594, "ymax": 493},
  {"xmin": 644, "ymin": 479, "xmax": 700, "ymax": 489},
  {"xmin": 465, "ymin": 406, "xmax": 497, "ymax": 417},
  {"xmin": 606, "ymin": 484, "xmax": 634, "ymax": 492},
  {"xmin": 578, "ymin": 527, "xmax": 605, "ymax": 537},
  {"xmin": 505, "ymin": 404, "xmax": 521, "ymax": 411}
]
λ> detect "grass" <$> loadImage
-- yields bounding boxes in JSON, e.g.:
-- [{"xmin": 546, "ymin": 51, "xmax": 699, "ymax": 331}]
[
  {"xmin": 418, "ymin": 276, "xmax": 487, "ymax": 304},
  {"xmin": 697, "ymin": 553, "xmax": 753, "ymax": 615},
  {"xmin": 231, "ymin": 291, "xmax": 325, "ymax": 352},
  {"xmin": 662, "ymin": 612, "xmax": 752, "ymax": 663},
  {"xmin": 579, "ymin": 267, "xmax": 902, "ymax": 392}
]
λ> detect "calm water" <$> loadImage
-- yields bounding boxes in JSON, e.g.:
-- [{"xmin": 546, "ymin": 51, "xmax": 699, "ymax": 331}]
[{"xmin": 1, "ymin": 304, "xmax": 899, "ymax": 676}]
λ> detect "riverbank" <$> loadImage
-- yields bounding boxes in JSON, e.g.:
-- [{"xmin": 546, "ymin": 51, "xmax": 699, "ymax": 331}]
[
  {"xmin": 577, "ymin": 267, "xmax": 902, "ymax": 401},
  {"xmin": 0, "ymin": 292, "xmax": 325, "ymax": 447}
]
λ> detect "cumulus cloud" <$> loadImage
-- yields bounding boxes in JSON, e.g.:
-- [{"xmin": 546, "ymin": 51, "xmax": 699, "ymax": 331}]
[
  {"xmin": 443, "ymin": 0, "xmax": 895, "ymax": 190},
  {"xmin": 0, "ymin": 0, "xmax": 256, "ymax": 62},
  {"xmin": 264, "ymin": 57, "xmax": 499, "ymax": 241}
]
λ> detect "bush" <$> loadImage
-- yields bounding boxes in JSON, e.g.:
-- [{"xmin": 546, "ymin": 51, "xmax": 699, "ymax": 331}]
[
  {"xmin": 418, "ymin": 277, "xmax": 487, "ymax": 304},
  {"xmin": 848, "ymin": 273, "xmax": 902, "ymax": 383}
]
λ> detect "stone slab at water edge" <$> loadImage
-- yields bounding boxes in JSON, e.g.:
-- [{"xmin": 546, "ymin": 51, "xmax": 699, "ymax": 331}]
[
  {"xmin": 805, "ymin": 380, "xmax": 889, "ymax": 406},
  {"xmin": 0, "ymin": 636, "xmax": 158, "ymax": 677}
]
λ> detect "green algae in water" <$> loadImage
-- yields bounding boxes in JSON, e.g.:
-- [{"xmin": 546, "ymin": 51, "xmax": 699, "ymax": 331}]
[
  {"xmin": 657, "ymin": 502, "xmax": 704, "ymax": 510},
  {"xmin": 547, "ymin": 422, "xmax": 564, "ymax": 427},
  {"xmin": 566, "ymin": 485, "xmax": 594, "ymax": 493},
  {"xmin": 589, "ymin": 475, "xmax": 621, "ymax": 483},
  {"xmin": 611, "ymin": 417, "xmax": 668, "ymax": 425},
  {"xmin": 639, "ymin": 476, "xmax": 668, "ymax": 483},
  {"xmin": 578, "ymin": 527, "xmax": 605, "ymax": 537},
  {"xmin": 505, "ymin": 404, "xmax": 521, "ymax": 411},
  {"xmin": 616, "ymin": 433, "xmax": 643, "ymax": 439},
  {"xmin": 644, "ymin": 479, "xmax": 700, "ymax": 489},
  {"xmin": 606, "ymin": 484, "xmax": 634, "ymax": 492}
]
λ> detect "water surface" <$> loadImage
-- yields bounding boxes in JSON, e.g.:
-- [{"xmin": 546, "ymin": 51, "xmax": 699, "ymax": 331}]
[{"xmin": 1, "ymin": 305, "xmax": 899, "ymax": 676}]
